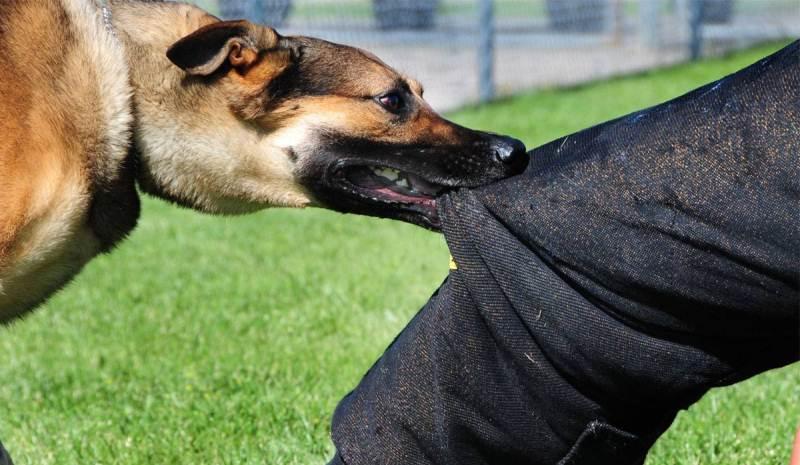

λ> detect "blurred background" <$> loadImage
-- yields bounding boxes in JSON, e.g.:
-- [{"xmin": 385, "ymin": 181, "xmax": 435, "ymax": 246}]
[{"xmin": 190, "ymin": 0, "xmax": 800, "ymax": 111}]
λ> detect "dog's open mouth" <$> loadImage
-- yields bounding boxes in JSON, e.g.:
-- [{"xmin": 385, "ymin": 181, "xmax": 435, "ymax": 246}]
[
  {"xmin": 345, "ymin": 166, "xmax": 444, "ymax": 204},
  {"xmin": 335, "ymin": 165, "xmax": 447, "ymax": 229}
]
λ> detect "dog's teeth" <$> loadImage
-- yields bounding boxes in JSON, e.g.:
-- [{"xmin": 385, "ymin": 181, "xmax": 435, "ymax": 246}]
[
  {"xmin": 397, "ymin": 177, "xmax": 411, "ymax": 189},
  {"xmin": 372, "ymin": 167, "xmax": 400, "ymax": 181}
]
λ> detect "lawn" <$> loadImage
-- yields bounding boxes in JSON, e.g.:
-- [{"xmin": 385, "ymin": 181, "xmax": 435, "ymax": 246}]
[{"xmin": 1, "ymin": 42, "xmax": 797, "ymax": 465}]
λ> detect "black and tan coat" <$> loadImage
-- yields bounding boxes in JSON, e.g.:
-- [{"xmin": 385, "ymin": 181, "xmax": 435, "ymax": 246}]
[{"xmin": 0, "ymin": 0, "xmax": 527, "ymax": 322}]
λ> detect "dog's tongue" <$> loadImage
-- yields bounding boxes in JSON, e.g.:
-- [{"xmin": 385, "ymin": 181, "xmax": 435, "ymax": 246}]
[
  {"xmin": 344, "ymin": 166, "xmax": 442, "ymax": 202},
  {"xmin": 373, "ymin": 187, "xmax": 437, "ymax": 207}
]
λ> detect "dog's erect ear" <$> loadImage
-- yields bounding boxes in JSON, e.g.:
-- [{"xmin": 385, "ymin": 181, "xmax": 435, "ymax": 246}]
[{"xmin": 166, "ymin": 20, "xmax": 281, "ymax": 76}]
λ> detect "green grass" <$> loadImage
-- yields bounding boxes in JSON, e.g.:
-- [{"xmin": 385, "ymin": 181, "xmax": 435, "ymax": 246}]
[{"xmin": 1, "ymin": 42, "xmax": 797, "ymax": 465}]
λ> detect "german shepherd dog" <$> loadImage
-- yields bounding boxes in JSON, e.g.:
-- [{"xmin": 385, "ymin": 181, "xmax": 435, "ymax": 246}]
[{"xmin": 0, "ymin": 0, "xmax": 527, "ymax": 323}]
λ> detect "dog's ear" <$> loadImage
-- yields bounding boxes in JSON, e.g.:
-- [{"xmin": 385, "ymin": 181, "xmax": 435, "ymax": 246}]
[{"xmin": 167, "ymin": 20, "xmax": 281, "ymax": 77}]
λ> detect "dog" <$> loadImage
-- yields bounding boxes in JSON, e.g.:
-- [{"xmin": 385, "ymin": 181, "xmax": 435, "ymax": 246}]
[{"xmin": 0, "ymin": 0, "xmax": 527, "ymax": 323}]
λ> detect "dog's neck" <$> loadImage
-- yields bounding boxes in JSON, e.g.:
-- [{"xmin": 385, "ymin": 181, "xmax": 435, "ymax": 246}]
[
  {"xmin": 107, "ymin": 1, "xmax": 311, "ymax": 213},
  {"xmin": 109, "ymin": 1, "xmax": 216, "ymax": 52}
]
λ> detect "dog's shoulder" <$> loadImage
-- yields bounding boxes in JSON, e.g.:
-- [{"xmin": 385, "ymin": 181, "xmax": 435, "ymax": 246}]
[
  {"xmin": 0, "ymin": 0, "xmax": 136, "ymax": 319},
  {"xmin": 1, "ymin": 0, "xmax": 135, "ymax": 216}
]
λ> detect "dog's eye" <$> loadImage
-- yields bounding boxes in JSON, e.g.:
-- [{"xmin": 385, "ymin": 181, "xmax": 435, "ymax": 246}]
[{"xmin": 377, "ymin": 92, "xmax": 405, "ymax": 112}]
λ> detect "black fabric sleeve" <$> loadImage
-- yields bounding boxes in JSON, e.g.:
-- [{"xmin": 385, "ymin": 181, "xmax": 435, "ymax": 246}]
[
  {"xmin": 329, "ymin": 41, "xmax": 799, "ymax": 465},
  {"xmin": 0, "ymin": 442, "xmax": 12, "ymax": 465}
]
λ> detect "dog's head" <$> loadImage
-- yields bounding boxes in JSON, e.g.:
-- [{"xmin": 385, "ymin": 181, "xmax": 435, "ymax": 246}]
[{"xmin": 160, "ymin": 19, "xmax": 527, "ymax": 229}]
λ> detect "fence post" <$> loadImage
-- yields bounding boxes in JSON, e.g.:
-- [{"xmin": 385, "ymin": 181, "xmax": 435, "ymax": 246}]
[
  {"xmin": 478, "ymin": 0, "xmax": 495, "ymax": 103},
  {"xmin": 689, "ymin": 0, "xmax": 705, "ymax": 60},
  {"xmin": 640, "ymin": 0, "xmax": 661, "ymax": 48}
]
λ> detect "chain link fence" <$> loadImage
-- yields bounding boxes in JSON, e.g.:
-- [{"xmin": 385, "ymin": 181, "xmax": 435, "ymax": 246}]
[{"xmin": 188, "ymin": 0, "xmax": 799, "ymax": 110}]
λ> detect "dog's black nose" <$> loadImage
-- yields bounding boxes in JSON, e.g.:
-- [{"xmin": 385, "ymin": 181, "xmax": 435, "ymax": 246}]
[{"xmin": 491, "ymin": 136, "xmax": 528, "ymax": 172}]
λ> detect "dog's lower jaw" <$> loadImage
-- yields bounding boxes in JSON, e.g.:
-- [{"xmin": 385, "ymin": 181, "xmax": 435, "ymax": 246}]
[{"xmin": 310, "ymin": 183, "xmax": 443, "ymax": 231}]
